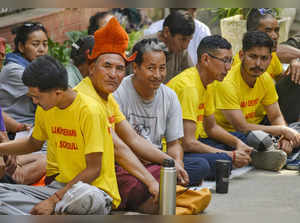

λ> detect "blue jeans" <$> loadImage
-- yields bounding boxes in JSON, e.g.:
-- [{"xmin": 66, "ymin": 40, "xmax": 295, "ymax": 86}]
[{"xmin": 183, "ymin": 132, "xmax": 247, "ymax": 180}]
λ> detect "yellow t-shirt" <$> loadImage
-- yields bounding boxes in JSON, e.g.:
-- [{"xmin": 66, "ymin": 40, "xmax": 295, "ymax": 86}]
[
  {"xmin": 232, "ymin": 52, "xmax": 283, "ymax": 79},
  {"xmin": 74, "ymin": 77, "xmax": 125, "ymax": 130},
  {"xmin": 167, "ymin": 67, "xmax": 215, "ymax": 139},
  {"xmin": 32, "ymin": 92, "xmax": 121, "ymax": 208},
  {"xmin": 215, "ymin": 64, "xmax": 279, "ymax": 132}
]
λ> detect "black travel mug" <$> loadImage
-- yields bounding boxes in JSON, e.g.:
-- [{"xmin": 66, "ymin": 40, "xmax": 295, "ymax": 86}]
[{"xmin": 215, "ymin": 160, "xmax": 231, "ymax": 194}]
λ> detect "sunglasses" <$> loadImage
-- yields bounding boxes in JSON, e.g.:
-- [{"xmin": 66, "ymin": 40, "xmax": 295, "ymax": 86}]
[
  {"xmin": 23, "ymin": 23, "xmax": 44, "ymax": 28},
  {"xmin": 258, "ymin": 8, "xmax": 276, "ymax": 16}
]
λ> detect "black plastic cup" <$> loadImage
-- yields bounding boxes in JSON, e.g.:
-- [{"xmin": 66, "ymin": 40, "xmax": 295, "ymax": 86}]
[{"xmin": 215, "ymin": 159, "xmax": 231, "ymax": 194}]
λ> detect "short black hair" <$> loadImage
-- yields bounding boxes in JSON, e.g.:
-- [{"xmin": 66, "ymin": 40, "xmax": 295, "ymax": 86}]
[
  {"xmin": 70, "ymin": 35, "xmax": 94, "ymax": 66},
  {"xmin": 163, "ymin": 11, "xmax": 195, "ymax": 37},
  {"xmin": 88, "ymin": 11, "xmax": 112, "ymax": 35},
  {"xmin": 12, "ymin": 22, "xmax": 48, "ymax": 53},
  {"xmin": 197, "ymin": 35, "xmax": 232, "ymax": 59},
  {"xmin": 22, "ymin": 55, "xmax": 68, "ymax": 92},
  {"xmin": 132, "ymin": 38, "xmax": 168, "ymax": 66},
  {"xmin": 247, "ymin": 8, "xmax": 276, "ymax": 32},
  {"xmin": 242, "ymin": 31, "xmax": 273, "ymax": 53}
]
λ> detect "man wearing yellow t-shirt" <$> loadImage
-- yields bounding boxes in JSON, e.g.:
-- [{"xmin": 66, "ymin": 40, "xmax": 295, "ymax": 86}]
[
  {"xmin": 75, "ymin": 17, "xmax": 189, "ymax": 214},
  {"xmin": 0, "ymin": 55, "xmax": 117, "ymax": 215},
  {"xmin": 232, "ymin": 8, "xmax": 300, "ymax": 124},
  {"xmin": 215, "ymin": 31, "xmax": 300, "ymax": 171},
  {"xmin": 167, "ymin": 35, "xmax": 253, "ymax": 180}
]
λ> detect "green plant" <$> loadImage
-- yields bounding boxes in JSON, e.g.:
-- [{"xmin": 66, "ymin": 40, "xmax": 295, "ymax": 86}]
[
  {"xmin": 127, "ymin": 29, "xmax": 143, "ymax": 53},
  {"xmin": 47, "ymin": 30, "xmax": 88, "ymax": 65},
  {"xmin": 5, "ymin": 43, "xmax": 12, "ymax": 54},
  {"xmin": 48, "ymin": 38, "xmax": 71, "ymax": 66},
  {"xmin": 65, "ymin": 30, "xmax": 88, "ymax": 44}
]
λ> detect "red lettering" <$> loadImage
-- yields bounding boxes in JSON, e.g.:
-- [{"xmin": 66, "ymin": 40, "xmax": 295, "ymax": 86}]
[
  {"xmin": 197, "ymin": 115, "xmax": 204, "ymax": 122},
  {"xmin": 59, "ymin": 140, "xmax": 78, "ymax": 150},
  {"xmin": 51, "ymin": 126, "xmax": 77, "ymax": 137},
  {"xmin": 198, "ymin": 104, "xmax": 205, "ymax": 110},
  {"xmin": 109, "ymin": 116, "xmax": 115, "ymax": 124}
]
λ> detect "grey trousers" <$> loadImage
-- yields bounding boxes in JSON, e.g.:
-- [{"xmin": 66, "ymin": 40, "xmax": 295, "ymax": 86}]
[
  {"xmin": 0, "ymin": 181, "xmax": 64, "ymax": 215},
  {"xmin": 0, "ymin": 181, "xmax": 113, "ymax": 215}
]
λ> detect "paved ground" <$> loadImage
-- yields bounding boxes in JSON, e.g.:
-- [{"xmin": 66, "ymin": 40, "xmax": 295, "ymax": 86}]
[
  {"xmin": 113, "ymin": 168, "xmax": 300, "ymax": 218},
  {"xmin": 206, "ymin": 169, "xmax": 300, "ymax": 215}
]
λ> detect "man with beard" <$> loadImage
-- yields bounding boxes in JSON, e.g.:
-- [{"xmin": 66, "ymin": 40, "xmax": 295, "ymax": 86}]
[
  {"xmin": 215, "ymin": 31, "xmax": 300, "ymax": 171},
  {"xmin": 232, "ymin": 8, "xmax": 300, "ymax": 124}
]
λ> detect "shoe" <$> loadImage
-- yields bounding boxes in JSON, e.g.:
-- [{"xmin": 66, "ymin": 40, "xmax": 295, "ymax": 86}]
[
  {"xmin": 285, "ymin": 159, "xmax": 300, "ymax": 170},
  {"xmin": 251, "ymin": 149, "xmax": 287, "ymax": 171}
]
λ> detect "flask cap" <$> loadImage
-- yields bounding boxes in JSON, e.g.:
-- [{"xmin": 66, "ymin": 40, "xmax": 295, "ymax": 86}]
[{"xmin": 162, "ymin": 159, "xmax": 175, "ymax": 167}]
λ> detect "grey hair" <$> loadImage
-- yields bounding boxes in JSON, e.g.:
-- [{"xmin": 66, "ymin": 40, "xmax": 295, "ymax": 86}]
[{"xmin": 132, "ymin": 38, "xmax": 168, "ymax": 65}]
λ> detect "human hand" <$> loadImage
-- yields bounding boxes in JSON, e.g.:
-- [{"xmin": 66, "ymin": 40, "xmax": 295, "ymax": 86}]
[
  {"xmin": 231, "ymin": 150, "xmax": 251, "ymax": 168},
  {"xmin": 4, "ymin": 155, "xmax": 17, "ymax": 176},
  {"xmin": 278, "ymin": 138, "xmax": 293, "ymax": 154},
  {"xmin": 236, "ymin": 141, "xmax": 253, "ymax": 155},
  {"xmin": 174, "ymin": 160, "xmax": 189, "ymax": 186},
  {"xmin": 30, "ymin": 197, "xmax": 57, "ymax": 215},
  {"xmin": 280, "ymin": 126, "xmax": 300, "ymax": 146},
  {"xmin": 15, "ymin": 123, "xmax": 31, "ymax": 132},
  {"xmin": 285, "ymin": 58, "xmax": 300, "ymax": 85},
  {"xmin": 147, "ymin": 179, "xmax": 159, "ymax": 204},
  {"xmin": 11, "ymin": 164, "xmax": 25, "ymax": 184}
]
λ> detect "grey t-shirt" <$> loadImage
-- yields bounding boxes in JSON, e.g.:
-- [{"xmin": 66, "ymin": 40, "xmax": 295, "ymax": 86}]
[
  {"xmin": 113, "ymin": 74, "xmax": 184, "ymax": 148},
  {"xmin": 0, "ymin": 62, "xmax": 35, "ymax": 124}
]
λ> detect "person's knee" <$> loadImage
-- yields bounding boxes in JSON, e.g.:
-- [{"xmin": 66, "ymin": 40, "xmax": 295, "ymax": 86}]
[{"xmin": 184, "ymin": 157, "xmax": 211, "ymax": 186}]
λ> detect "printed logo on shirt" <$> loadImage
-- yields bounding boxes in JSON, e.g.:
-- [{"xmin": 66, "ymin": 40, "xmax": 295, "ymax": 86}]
[
  {"xmin": 59, "ymin": 140, "xmax": 78, "ymax": 150},
  {"xmin": 128, "ymin": 113, "xmax": 157, "ymax": 142},
  {"xmin": 245, "ymin": 112, "xmax": 256, "ymax": 119},
  {"xmin": 197, "ymin": 114, "xmax": 204, "ymax": 122},
  {"xmin": 198, "ymin": 103, "xmax": 205, "ymax": 110},
  {"xmin": 109, "ymin": 116, "xmax": 115, "ymax": 124},
  {"xmin": 240, "ymin": 98, "xmax": 259, "ymax": 108},
  {"xmin": 52, "ymin": 126, "xmax": 77, "ymax": 137}
]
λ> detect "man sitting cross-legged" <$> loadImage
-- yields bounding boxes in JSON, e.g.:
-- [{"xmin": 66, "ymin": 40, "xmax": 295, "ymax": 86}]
[
  {"xmin": 0, "ymin": 55, "xmax": 119, "ymax": 215},
  {"xmin": 215, "ymin": 31, "xmax": 300, "ymax": 171},
  {"xmin": 167, "ymin": 35, "xmax": 253, "ymax": 180}
]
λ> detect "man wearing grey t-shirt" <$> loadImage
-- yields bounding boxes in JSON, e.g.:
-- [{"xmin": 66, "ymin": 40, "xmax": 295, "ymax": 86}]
[{"xmin": 114, "ymin": 38, "xmax": 210, "ymax": 199}]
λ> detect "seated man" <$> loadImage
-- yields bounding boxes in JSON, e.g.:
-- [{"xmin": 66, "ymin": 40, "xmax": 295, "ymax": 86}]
[
  {"xmin": 113, "ymin": 38, "xmax": 210, "ymax": 186},
  {"xmin": 232, "ymin": 8, "xmax": 300, "ymax": 124},
  {"xmin": 144, "ymin": 8, "xmax": 211, "ymax": 66},
  {"xmin": 75, "ymin": 17, "xmax": 189, "ymax": 214},
  {"xmin": 143, "ymin": 10, "xmax": 194, "ymax": 83},
  {"xmin": 0, "ymin": 55, "xmax": 119, "ymax": 215},
  {"xmin": 167, "ymin": 35, "xmax": 252, "ymax": 180},
  {"xmin": 215, "ymin": 31, "xmax": 300, "ymax": 171}
]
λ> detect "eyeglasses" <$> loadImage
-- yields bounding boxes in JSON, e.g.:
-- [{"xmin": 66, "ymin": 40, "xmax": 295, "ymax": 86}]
[
  {"xmin": 258, "ymin": 8, "xmax": 275, "ymax": 16},
  {"xmin": 23, "ymin": 23, "xmax": 44, "ymax": 28},
  {"xmin": 207, "ymin": 52, "xmax": 232, "ymax": 65}
]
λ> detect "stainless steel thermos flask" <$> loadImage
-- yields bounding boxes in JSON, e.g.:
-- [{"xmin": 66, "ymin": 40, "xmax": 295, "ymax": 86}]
[{"xmin": 159, "ymin": 158, "xmax": 177, "ymax": 215}]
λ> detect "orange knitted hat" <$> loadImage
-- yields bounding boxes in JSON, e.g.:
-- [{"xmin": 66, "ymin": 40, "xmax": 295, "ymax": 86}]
[
  {"xmin": 0, "ymin": 37, "xmax": 6, "ymax": 55},
  {"xmin": 88, "ymin": 17, "xmax": 136, "ymax": 62}
]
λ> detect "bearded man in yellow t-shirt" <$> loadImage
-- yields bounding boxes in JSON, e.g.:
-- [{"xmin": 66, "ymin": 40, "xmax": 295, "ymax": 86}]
[
  {"xmin": 215, "ymin": 31, "xmax": 300, "ymax": 171},
  {"xmin": 232, "ymin": 8, "xmax": 300, "ymax": 124}
]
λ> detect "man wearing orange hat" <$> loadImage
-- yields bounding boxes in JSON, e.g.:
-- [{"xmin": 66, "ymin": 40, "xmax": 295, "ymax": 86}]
[
  {"xmin": 75, "ymin": 17, "xmax": 189, "ymax": 214},
  {"xmin": 0, "ymin": 38, "xmax": 6, "ymax": 71}
]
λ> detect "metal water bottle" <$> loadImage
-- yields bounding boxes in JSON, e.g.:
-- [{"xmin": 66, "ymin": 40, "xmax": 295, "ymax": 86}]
[{"xmin": 159, "ymin": 158, "xmax": 177, "ymax": 215}]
